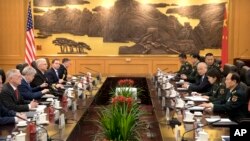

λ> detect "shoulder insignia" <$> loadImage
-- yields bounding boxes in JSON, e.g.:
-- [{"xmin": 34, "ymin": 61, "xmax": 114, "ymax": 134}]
[
  {"xmin": 232, "ymin": 90, "xmax": 237, "ymax": 95},
  {"xmin": 231, "ymin": 95, "xmax": 238, "ymax": 102}
]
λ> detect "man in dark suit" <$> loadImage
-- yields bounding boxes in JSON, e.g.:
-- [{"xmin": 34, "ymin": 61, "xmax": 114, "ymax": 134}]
[
  {"xmin": 182, "ymin": 62, "xmax": 212, "ymax": 93},
  {"xmin": 200, "ymin": 73, "xmax": 248, "ymax": 122},
  {"xmin": 58, "ymin": 58, "xmax": 71, "ymax": 81},
  {"xmin": 0, "ymin": 75, "xmax": 27, "ymax": 125},
  {"xmin": 18, "ymin": 66, "xmax": 49, "ymax": 100},
  {"xmin": 30, "ymin": 58, "xmax": 49, "ymax": 88},
  {"xmin": 45, "ymin": 59, "xmax": 64, "ymax": 84},
  {"xmin": 0, "ymin": 69, "xmax": 38, "ymax": 112}
]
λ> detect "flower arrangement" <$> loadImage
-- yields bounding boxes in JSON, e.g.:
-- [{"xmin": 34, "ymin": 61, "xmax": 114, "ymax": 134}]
[
  {"xmin": 118, "ymin": 79, "xmax": 134, "ymax": 87},
  {"xmin": 97, "ymin": 79, "xmax": 144, "ymax": 141},
  {"xmin": 98, "ymin": 96, "xmax": 143, "ymax": 141}
]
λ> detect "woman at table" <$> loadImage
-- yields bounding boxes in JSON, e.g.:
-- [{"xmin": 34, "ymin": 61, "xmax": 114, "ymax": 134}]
[{"xmin": 195, "ymin": 68, "xmax": 227, "ymax": 102}]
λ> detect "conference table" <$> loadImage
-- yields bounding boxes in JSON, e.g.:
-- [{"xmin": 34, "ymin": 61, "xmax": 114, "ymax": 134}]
[
  {"xmin": 0, "ymin": 75, "xmax": 231, "ymax": 141},
  {"xmin": 150, "ymin": 74, "xmax": 231, "ymax": 141},
  {"xmin": 0, "ymin": 78, "xmax": 106, "ymax": 141}
]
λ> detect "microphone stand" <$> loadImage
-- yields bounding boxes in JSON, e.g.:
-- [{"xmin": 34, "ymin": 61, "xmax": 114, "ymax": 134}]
[
  {"xmin": 16, "ymin": 115, "xmax": 51, "ymax": 141},
  {"xmin": 181, "ymin": 119, "xmax": 221, "ymax": 141},
  {"xmin": 84, "ymin": 67, "xmax": 102, "ymax": 83}
]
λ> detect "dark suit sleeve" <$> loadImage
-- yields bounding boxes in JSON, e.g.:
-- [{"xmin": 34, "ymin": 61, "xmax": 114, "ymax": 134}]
[
  {"xmin": 32, "ymin": 86, "xmax": 42, "ymax": 92},
  {"xmin": 45, "ymin": 70, "xmax": 58, "ymax": 84},
  {"xmin": 0, "ymin": 104, "xmax": 16, "ymax": 116},
  {"xmin": 0, "ymin": 92, "xmax": 29, "ymax": 112},
  {"xmin": 0, "ymin": 117, "xmax": 15, "ymax": 125},
  {"xmin": 0, "ymin": 104, "xmax": 16, "ymax": 125},
  {"xmin": 18, "ymin": 85, "xmax": 43, "ymax": 100},
  {"xmin": 188, "ymin": 77, "xmax": 211, "ymax": 93},
  {"xmin": 30, "ymin": 74, "xmax": 44, "ymax": 88}
]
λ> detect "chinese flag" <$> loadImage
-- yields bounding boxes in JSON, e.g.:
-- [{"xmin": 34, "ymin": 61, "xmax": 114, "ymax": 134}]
[{"xmin": 221, "ymin": 8, "xmax": 228, "ymax": 67}]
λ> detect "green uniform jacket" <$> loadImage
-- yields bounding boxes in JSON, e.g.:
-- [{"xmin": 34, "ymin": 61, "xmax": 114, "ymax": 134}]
[
  {"xmin": 213, "ymin": 84, "xmax": 248, "ymax": 121},
  {"xmin": 187, "ymin": 61, "xmax": 199, "ymax": 83},
  {"xmin": 203, "ymin": 82, "xmax": 227, "ymax": 102},
  {"xmin": 177, "ymin": 61, "xmax": 192, "ymax": 76}
]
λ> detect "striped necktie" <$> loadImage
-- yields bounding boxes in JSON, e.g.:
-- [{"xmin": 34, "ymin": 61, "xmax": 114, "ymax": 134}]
[{"xmin": 14, "ymin": 89, "xmax": 19, "ymax": 100}]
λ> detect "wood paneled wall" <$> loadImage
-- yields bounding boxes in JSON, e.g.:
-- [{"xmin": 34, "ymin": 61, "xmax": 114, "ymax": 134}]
[
  {"xmin": 0, "ymin": 0, "xmax": 27, "ymax": 71},
  {"xmin": 1, "ymin": 0, "xmax": 250, "ymax": 75},
  {"xmin": 38, "ymin": 56, "xmax": 180, "ymax": 76}
]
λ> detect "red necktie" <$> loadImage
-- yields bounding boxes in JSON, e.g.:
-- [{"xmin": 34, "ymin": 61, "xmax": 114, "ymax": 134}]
[
  {"xmin": 248, "ymin": 100, "xmax": 250, "ymax": 112},
  {"xmin": 15, "ymin": 89, "xmax": 19, "ymax": 100}
]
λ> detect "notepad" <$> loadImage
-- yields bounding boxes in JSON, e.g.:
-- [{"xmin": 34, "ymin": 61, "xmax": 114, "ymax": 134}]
[
  {"xmin": 185, "ymin": 96, "xmax": 208, "ymax": 102},
  {"xmin": 188, "ymin": 106, "xmax": 205, "ymax": 111}
]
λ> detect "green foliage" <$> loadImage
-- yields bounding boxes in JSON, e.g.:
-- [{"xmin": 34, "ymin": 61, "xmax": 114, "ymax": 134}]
[{"xmin": 98, "ymin": 100, "xmax": 143, "ymax": 141}]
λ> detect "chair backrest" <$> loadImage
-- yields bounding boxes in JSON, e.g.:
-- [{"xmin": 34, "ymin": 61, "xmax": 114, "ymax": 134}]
[
  {"xmin": 0, "ymin": 68, "xmax": 6, "ymax": 83},
  {"xmin": 241, "ymin": 66, "xmax": 250, "ymax": 86},
  {"xmin": 235, "ymin": 60, "xmax": 245, "ymax": 70},
  {"xmin": 223, "ymin": 64, "xmax": 238, "ymax": 77},
  {"xmin": 16, "ymin": 63, "xmax": 28, "ymax": 74}
]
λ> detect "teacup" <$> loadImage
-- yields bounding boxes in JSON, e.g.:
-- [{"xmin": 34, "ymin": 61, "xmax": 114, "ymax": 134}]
[
  {"xmin": 184, "ymin": 112, "xmax": 194, "ymax": 121},
  {"xmin": 55, "ymin": 100, "xmax": 60, "ymax": 108},
  {"xmin": 18, "ymin": 121, "xmax": 26, "ymax": 126},
  {"xmin": 197, "ymin": 131, "xmax": 209, "ymax": 141},
  {"xmin": 16, "ymin": 131, "xmax": 26, "ymax": 141},
  {"xmin": 187, "ymin": 101, "xmax": 194, "ymax": 105},
  {"xmin": 37, "ymin": 113, "xmax": 47, "ymax": 123}
]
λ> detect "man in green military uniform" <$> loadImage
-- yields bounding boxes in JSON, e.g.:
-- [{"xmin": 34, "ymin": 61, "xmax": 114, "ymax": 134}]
[
  {"xmin": 205, "ymin": 53, "xmax": 221, "ymax": 72},
  {"xmin": 200, "ymin": 72, "xmax": 248, "ymax": 122},
  {"xmin": 199, "ymin": 68, "xmax": 227, "ymax": 102},
  {"xmin": 181, "ymin": 53, "xmax": 200, "ymax": 83},
  {"xmin": 177, "ymin": 53, "xmax": 192, "ymax": 76}
]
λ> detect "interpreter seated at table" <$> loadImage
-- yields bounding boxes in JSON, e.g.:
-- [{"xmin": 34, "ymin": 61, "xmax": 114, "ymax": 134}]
[
  {"xmin": 182, "ymin": 62, "xmax": 212, "ymax": 93},
  {"xmin": 0, "ymin": 69, "xmax": 38, "ymax": 112},
  {"xmin": 18, "ymin": 66, "xmax": 49, "ymax": 100},
  {"xmin": 199, "ymin": 72, "xmax": 248, "ymax": 122},
  {"xmin": 193, "ymin": 68, "xmax": 227, "ymax": 103}
]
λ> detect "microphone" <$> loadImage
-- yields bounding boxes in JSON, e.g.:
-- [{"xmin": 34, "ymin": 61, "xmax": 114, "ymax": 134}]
[
  {"xmin": 181, "ymin": 118, "xmax": 221, "ymax": 141},
  {"xmin": 162, "ymin": 67, "xmax": 169, "ymax": 71},
  {"xmin": 78, "ymin": 72, "xmax": 87, "ymax": 75},
  {"xmin": 84, "ymin": 67, "xmax": 99, "ymax": 73},
  {"xmin": 16, "ymin": 115, "xmax": 51, "ymax": 141},
  {"xmin": 84, "ymin": 67, "xmax": 102, "ymax": 82}
]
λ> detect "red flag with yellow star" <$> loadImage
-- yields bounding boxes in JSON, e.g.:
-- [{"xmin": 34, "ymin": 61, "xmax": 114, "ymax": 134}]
[{"xmin": 221, "ymin": 7, "xmax": 228, "ymax": 67}]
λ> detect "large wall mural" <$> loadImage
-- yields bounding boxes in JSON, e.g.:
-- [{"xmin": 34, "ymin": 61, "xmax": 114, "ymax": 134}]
[{"xmin": 33, "ymin": 0, "xmax": 228, "ymax": 56}]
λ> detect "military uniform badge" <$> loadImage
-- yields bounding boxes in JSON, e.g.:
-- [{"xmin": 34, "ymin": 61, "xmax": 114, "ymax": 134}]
[{"xmin": 231, "ymin": 95, "xmax": 238, "ymax": 102}]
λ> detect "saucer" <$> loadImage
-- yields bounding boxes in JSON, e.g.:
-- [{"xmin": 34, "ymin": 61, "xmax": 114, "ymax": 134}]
[
  {"xmin": 183, "ymin": 119, "xmax": 195, "ymax": 123},
  {"xmin": 17, "ymin": 123, "xmax": 27, "ymax": 127},
  {"xmin": 55, "ymin": 106, "xmax": 62, "ymax": 109},
  {"xmin": 38, "ymin": 120, "xmax": 49, "ymax": 125},
  {"xmin": 194, "ymin": 112, "xmax": 203, "ymax": 116}
]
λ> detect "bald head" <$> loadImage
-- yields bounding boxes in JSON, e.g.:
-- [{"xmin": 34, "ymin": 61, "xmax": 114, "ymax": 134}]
[{"xmin": 197, "ymin": 62, "xmax": 208, "ymax": 76}]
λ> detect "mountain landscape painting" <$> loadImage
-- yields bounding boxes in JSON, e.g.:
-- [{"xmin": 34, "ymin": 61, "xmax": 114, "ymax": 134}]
[{"xmin": 33, "ymin": 0, "xmax": 228, "ymax": 55}]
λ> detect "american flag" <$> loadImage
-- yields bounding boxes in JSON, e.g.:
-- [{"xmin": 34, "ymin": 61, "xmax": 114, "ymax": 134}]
[{"xmin": 25, "ymin": 1, "xmax": 36, "ymax": 64}]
